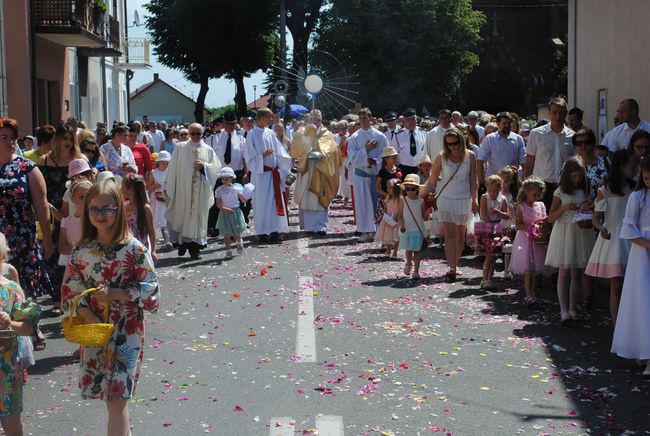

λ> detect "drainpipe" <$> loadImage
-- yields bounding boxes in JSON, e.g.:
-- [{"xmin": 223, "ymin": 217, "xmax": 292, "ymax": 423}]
[
  {"xmin": 0, "ymin": 0, "xmax": 7, "ymax": 117},
  {"xmin": 101, "ymin": 56, "xmax": 107, "ymax": 123},
  {"xmin": 29, "ymin": 0, "xmax": 37, "ymax": 127},
  {"xmin": 123, "ymin": 0, "xmax": 131, "ymax": 121}
]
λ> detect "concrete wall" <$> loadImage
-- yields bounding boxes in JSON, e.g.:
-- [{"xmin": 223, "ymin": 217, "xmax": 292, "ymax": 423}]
[
  {"xmin": 569, "ymin": 0, "xmax": 650, "ymax": 139},
  {"xmin": 131, "ymin": 81, "xmax": 201, "ymax": 124}
]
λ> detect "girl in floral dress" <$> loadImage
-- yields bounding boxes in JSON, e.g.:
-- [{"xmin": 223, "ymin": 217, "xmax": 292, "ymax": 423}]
[
  {"xmin": 0, "ymin": 274, "xmax": 39, "ymax": 435},
  {"xmin": 62, "ymin": 181, "xmax": 159, "ymax": 436},
  {"xmin": 374, "ymin": 178, "xmax": 402, "ymax": 257}
]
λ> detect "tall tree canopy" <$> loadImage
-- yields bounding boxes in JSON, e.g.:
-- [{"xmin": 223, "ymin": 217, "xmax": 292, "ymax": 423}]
[
  {"xmin": 313, "ymin": 0, "xmax": 485, "ymax": 115},
  {"xmin": 145, "ymin": 0, "xmax": 279, "ymax": 121}
]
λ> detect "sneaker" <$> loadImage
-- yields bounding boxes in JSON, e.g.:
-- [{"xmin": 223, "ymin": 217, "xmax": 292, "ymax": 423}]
[
  {"xmin": 225, "ymin": 250, "xmax": 233, "ymax": 258},
  {"xmin": 164, "ymin": 242, "xmax": 173, "ymax": 250}
]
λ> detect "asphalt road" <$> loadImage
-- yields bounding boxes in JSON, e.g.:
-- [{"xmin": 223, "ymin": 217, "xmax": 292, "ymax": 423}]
[{"xmin": 24, "ymin": 200, "xmax": 650, "ymax": 435}]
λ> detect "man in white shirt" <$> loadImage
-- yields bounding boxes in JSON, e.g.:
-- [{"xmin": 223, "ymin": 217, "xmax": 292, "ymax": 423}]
[
  {"xmin": 424, "ymin": 109, "xmax": 452, "ymax": 160},
  {"xmin": 477, "ymin": 111, "xmax": 526, "ymax": 184},
  {"xmin": 451, "ymin": 111, "xmax": 465, "ymax": 128},
  {"xmin": 395, "ymin": 108, "xmax": 426, "ymax": 175},
  {"xmin": 467, "ymin": 111, "xmax": 485, "ymax": 141},
  {"xmin": 524, "ymin": 97, "xmax": 575, "ymax": 208},
  {"xmin": 383, "ymin": 111, "xmax": 401, "ymax": 148},
  {"xmin": 602, "ymin": 99, "xmax": 650, "ymax": 152},
  {"xmin": 145, "ymin": 121, "xmax": 165, "ymax": 153},
  {"xmin": 347, "ymin": 107, "xmax": 389, "ymax": 241}
]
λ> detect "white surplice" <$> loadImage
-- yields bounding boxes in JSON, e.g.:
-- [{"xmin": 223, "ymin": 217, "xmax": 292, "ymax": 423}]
[
  {"xmin": 165, "ymin": 139, "xmax": 221, "ymax": 244},
  {"xmin": 243, "ymin": 126, "xmax": 292, "ymax": 235},
  {"xmin": 347, "ymin": 127, "xmax": 388, "ymax": 233}
]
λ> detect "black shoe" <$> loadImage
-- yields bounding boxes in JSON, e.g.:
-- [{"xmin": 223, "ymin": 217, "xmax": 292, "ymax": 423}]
[
  {"xmin": 258, "ymin": 234, "xmax": 268, "ymax": 243},
  {"xmin": 178, "ymin": 243, "xmax": 187, "ymax": 256},
  {"xmin": 269, "ymin": 232, "xmax": 280, "ymax": 243},
  {"xmin": 189, "ymin": 246, "xmax": 201, "ymax": 260},
  {"xmin": 208, "ymin": 228, "xmax": 219, "ymax": 238},
  {"xmin": 172, "ymin": 242, "xmax": 179, "ymax": 248},
  {"xmin": 315, "ymin": 230, "xmax": 327, "ymax": 236}
]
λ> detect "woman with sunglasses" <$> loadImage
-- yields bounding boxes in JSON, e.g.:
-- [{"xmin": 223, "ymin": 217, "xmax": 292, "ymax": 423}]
[
  {"xmin": 425, "ymin": 129, "xmax": 479, "ymax": 280},
  {"xmin": 80, "ymin": 139, "xmax": 106, "ymax": 172},
  {"xmin": 573, "ymin": 129, "xmax": 609, "ymax": 198}
]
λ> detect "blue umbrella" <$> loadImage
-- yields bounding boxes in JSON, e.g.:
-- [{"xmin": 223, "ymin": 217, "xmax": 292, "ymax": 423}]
[{"xmin": 279, "ymin": 104, "xmax": 310, "ymax": 117}]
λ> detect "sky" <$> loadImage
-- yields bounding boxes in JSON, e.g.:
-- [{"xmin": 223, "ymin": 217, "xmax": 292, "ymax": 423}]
[{"xmin": 126, "ymin": 1, "xmax": 278, "ymax": 109}]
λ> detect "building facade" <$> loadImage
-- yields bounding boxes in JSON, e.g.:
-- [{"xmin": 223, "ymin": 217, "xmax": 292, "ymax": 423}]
[
  {"xmin": 0, "ymin": 0, "xmax": 149, "ymax": 133},
  {"xmin": 130, "ymin": 74, "xmax": 209, "ymax": 124},
  {"xmin": 568, "ymin": 0, "xmax": 650, "ymax": 139}
]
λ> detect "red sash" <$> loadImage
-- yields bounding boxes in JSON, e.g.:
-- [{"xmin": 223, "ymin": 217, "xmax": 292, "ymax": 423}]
[{"xmin": 263, "ymin": 166, "xmax": 285, "ymax": 216}]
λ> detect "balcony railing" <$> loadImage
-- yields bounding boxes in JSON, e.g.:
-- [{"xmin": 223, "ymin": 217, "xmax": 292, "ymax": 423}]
[
  {"xmin": 116, "ymin": 37, "xmax": 151, "ymax": 69},
  {"xmin": 33, "ymin": 0, "xmax": 121, "ymax": 54}
]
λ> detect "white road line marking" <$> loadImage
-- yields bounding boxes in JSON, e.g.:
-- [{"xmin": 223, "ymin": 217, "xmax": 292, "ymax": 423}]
[
  {"xmin": 296, "ymin": 275, "xmax": 317, "ymax": 362},
  {"xmin": 315, "ymin": 415, "xmax": 344, "ymax": 436},
  {"xmin": 268, "ymin": 417, "xmax": 295, "ymax": 436},
  {"xmin": 297, "ymin": 237, "xmax": 309, "ymax": 255}
]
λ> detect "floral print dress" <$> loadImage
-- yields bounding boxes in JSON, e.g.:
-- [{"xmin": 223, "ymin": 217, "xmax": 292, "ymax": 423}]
[
  {"xmin": 0, "ymin": 156, "xmax": 53, "ymax": 298},
  {"xmin": 62, "ymin": 237, "xmax": 159, "ymax": 400},
  {"xmin": 0, "ymin": 281, "xmax": 39, "ymax": 416}
]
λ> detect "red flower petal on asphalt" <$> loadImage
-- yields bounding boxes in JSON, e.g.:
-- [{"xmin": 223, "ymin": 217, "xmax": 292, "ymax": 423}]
[
  {"xmin": 234, "ymin": 405, "xmax": 244, "ymax": 412},
  {"xmin": 163, "ymin": 423, "xmax": 172, "ymax": 427},
  {"xmin": 261, "ymin": 268, "xmax": 268, "ymax": 276},
  {"xmin": 568, "ymin": 410, "xmax": 577, "ymax": 415}
]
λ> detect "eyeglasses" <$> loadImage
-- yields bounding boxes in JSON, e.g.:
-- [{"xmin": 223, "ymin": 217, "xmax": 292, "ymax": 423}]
[
  {"xmin": 189, "ymin": 132, "xmax": 202, "ymax": 137},
  {"xmin": 445, "ymin": 140, "xmax": 461, "ymax": 147},
  {"xmin": 179, "ymin": 132, "xmax": 189, "ymax": 136},
  {"xmin": 88, "ymin": 206, "xmax": 118, "ymax": 217},
  {"xmin": 574, "ymin": 140, "xmax": 592, "ymax": 147},
  {"xmin": 82, "ymin": 148, "xmax": 97, "ymax": 154}
]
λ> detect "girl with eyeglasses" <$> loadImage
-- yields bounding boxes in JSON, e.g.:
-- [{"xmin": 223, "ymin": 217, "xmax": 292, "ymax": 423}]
[{"xmin": 61, "ymin": 180, "xmax": 159, "ymax": 435}]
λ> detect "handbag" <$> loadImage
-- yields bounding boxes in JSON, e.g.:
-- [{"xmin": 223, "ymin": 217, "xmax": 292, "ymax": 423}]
[
  {"xmin": 429, "ymin": 160, "xmax": 463, "ymax": 211},
  {"xmin": 404, "ymin": 199, "xmax": 428, "ymax": 251},
  {"xmin": 382, "ymin": 213, "xmax": 398, "ymax": 227}
]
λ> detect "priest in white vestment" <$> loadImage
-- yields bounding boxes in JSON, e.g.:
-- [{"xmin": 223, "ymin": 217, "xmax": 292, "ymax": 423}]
[
  {"xmin": 243, "ymin": 107, "xmax": 292, "ymax": 243},
  {"xmin": 290, "ymin": 109, "xmax": 340, "ymax": 235},
  {"xmin": 165, "ymin": 123, "xmax": 221, "ymax": 259},
  {"xmin": 347, "ymin": 107, "xmax": 388, "ymax": 242}
]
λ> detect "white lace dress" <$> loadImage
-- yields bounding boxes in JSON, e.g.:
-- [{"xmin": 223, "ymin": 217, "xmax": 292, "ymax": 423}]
[{"xmin": 436, "ymin": 154, "xmax": 472, "ymax": 225}]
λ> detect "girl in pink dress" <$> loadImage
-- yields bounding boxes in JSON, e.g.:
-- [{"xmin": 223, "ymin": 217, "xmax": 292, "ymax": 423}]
[
  {"xmin": 374, "ymin": 179, "xmax": 402, "ymax": 257},
  {"xmin": 509, "ymin": 178, "xmax": 548, "ymax": 306}
]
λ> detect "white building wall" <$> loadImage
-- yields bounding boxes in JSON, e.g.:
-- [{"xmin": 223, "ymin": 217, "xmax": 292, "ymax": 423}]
[{"xmin": 569, "ymin": 0, "xmax": 650, "ymax": 140}]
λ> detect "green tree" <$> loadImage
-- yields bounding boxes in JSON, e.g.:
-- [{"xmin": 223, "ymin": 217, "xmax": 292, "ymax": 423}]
[
  {"xmin": 313, "ymin": 0, "xmax": 485, "ymax": 114},
  {"xmin": 145, "ymin": 0, "xmax": 279, "ymax": 121}
]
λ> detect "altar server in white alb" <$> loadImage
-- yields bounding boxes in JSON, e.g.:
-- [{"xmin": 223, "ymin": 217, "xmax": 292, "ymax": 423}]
[
  {"xmin": 243, "ymin": 107, "xmax": 292, "ymax": 243},
  {"xmin": 395, "ymin": 108, "xmax": 426, "ymax": 175},
  {"xmin": 347, "ymin": 107, "xmax": 389, "ymax": 242}
]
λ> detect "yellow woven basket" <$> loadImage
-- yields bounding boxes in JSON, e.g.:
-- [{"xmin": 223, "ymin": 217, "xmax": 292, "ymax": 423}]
[{"xmin": 61, "ymin": 288, "xmax": 115, "ymax": 346}]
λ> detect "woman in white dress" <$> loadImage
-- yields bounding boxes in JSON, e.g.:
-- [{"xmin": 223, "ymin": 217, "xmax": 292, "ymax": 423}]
[
  {"xmin": 424, "ymin": 129, "xmax": 478, "ymax": 280},
  {"xmin": 611, "ymin": 157, "xmax": 650, "ymax": 378}
]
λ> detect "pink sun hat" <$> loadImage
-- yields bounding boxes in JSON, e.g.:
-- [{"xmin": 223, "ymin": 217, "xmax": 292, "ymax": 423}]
[{"xmin": 68, "ymin": 158, "xmax": 92, "ymax": 178}]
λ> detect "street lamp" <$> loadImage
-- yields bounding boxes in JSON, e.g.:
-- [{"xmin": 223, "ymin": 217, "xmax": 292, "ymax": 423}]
[{"xmin": 253, "ymin": 85, "xmax": 257, "ymax": 109}]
